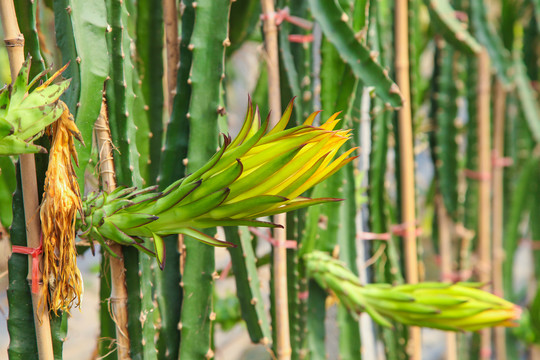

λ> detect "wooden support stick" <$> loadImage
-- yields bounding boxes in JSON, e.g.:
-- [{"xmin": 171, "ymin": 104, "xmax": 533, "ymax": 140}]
[
  {"xmin": 260, "ymin": 1, "xmax": 291, "ymax": 359},
  {"xmin": 477, "ymin": 48, "xmax": 492, "ymax": 360},
  {"xmin": 0, "ymin": 0, "xmax": 54, "ymax": 358},
  {"xmin": 395, "ymin": 1, "xmax": 421, "ymax": 358},
  {"xmin": 95, "ymin": 99, "xmax": 131, "ymax": 360}
]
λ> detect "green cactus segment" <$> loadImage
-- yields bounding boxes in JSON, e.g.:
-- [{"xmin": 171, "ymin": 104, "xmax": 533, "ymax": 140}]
[
  {"xmin": 366, "ymin": 0, "xmax": 404, "ymax": 286},
  {"xmin": 469, "ymin": 0, "xmax": 512, "ymax": 85},
  {"xmin": 306, "ymin": 281, "xmax": 327, "ymax": 360},
  {"xmin": 368, "ymin": 108, "xmax": 404, "ymax": 284},
  {"xmin": 225, "ymin": 226, "xmax": 272, "ymax": 344},
  {"xmin": 503, "ymin": 155, "xmax": 540, "ymax": 301},
  {"xmin": 178, "ymin": 1, "xmax": 231, "ymax": 358},
  {"xmin": 0, "ymin": 157, "xmax": 15, "ymax": 228},
  {"xmin": 0, "ymin": 60, "xmax": 70, "ymax": 155},
  {"xmin": 228, "ymin": 0, "xmax": 260, "ymax": 54},
  {"xmin": 514, "ymin": 57, "xmax": 540, "ymax": 144},
  {"xmin": 105, "ymin": 0, "xmax": 144, "ymax": 188},
  {"xmin": 69, "ymin": 0, "xmax": 109, "ymax": 190},
  {"xmin": 287, "ymin": 222, "xmax": 308, "ymax": 360},
  {"xmin": 98, "ymin": 251, "xmax": 118, "ymax": 360},
  {"xmin": 120, "ymin": 247, "xmax": 143, "ymax": 360},
  {"xmin": 50, "ymin": 312, "xmax": 68, "ymax": 360},
  {"xmin": 140, "ymin": 244, "xmax": 158, "ymax": 360},
  {"xmin": 409, "ymin": 0, "xmax": 425, "ymax": 122},
  {"xmin": 136, "ymin": 0, "xmax": 164, "ymax": 185},
  {"xmin": 534, "ymin": 0, "xmax": 540, "ymax": 31},
  {"xmin": 14, "ymin": 0, "xmax": 47, "ymax": 78},
  {"xmin": 425, "ymin": 0, "xmax": 481, "ymax": 55},
  {"xmin": 308, "ymin": 0, "xmax": 402, "ymax": 108},
  {"xmin": 278, "ymin": 12, "xmax": 304, "ymax": 123},
  {"xmin": 155, "ymin": 236, "xmax": 181, "ymax": 360},
  {"xmin": 53, "ymin": 0, "xmax": 81, "ymax": 116},
  {"xmin": 460, "ymin": 55, "xmax": 479, "ymax": 274},
  {"xmin": 433, "ymin": 42, "xmax": 459, "ymax": 219},
  {"xmin": 104, "ymin": 1, "xmax": 154, "ymax": 357},
  {"xmin": 337, "ymin": 164, "xmax": 361, "ymax": 359},
  {"xmin": 7, "ymin": 165, "xmax": 38, "ymax": 360},
  {"xmin": 158, "ymin": 0, "xmax": 194, "ymax": 189},
  {"xmin": 305, "ymin": 251, "xmax": 521, "ymax": 331}
]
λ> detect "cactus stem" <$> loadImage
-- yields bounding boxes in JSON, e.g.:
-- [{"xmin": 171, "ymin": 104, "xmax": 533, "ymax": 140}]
[{"xmin": 95, "ymin": 97, "xmax": 131, "ymax": 359}]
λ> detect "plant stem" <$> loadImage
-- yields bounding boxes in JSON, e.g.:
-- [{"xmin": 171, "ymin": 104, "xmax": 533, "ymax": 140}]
[
  {"xmin": 492, "ymin": 80, "xmax": 506, "ymax": 360},
  {"xmin": 163, "ymin": 0, "xmax": 178, "ymax": 115},
  {"xmin": 476, "ymin": 48, "xmax": 492, "ymax": 360},
  {"xmin": 260, "ymin": 1, "xmax": 290, "ymax": 359},
  {"xmin": 395, "ymin": 0, "xmax": 420, "ymax": 358},
  {"xmin": 95, "ymin": 98, "xmax": 131, "ymax": 360},
  {"xmin": 0, "ymin": 0, "xmax": 54, "ymax": 358},
  {"xmin": 436, "ymin": 194, "xmax": 457, "ymax": 360}
]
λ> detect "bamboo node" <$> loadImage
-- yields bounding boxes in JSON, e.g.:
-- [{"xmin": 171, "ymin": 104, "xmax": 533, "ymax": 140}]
[{"xmin": 4, "ymin": 34, "xmax": 24, "ymax": 47}]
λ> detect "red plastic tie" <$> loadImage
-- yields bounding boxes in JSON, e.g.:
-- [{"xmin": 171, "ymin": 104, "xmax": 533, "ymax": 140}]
[
  {"xmin": 261, "ymin": 8, "xmax": 313, "ymax": 30},
  {"xmin": 11, "ymin": 234, "xmax": 43, "ymax": 294},
  {"xmin": 288, "ymin": 34, "xmax": 314, "ymax": 43},
  {"xmin": 219, "ymin": 261, "xmax": 232, "ymax": 281},
  {"xmin": 463, "ymin": 169, "xmax": 491, "ymax": 181},
  {"xmin": 248, "ymin": 227, "xmax": 297, "ymax": 249},
  {"xmin": 269, "ymin": 238, "xmax": 298, "ymax": 249},
  {"xmin": 357, "ymin": 222, "xmax": 422, "ymax": 240},
  {"xmin": 357, "ymin": 231, "xmax": 391, "ymax": 241},
  {"xmin": 480, "ymin": 347, "xmax": 492, "ymax": 359},
  {"xmin": 491, "ymin": 151, "xmax": 513, "ymax": 168},
  {"xmin": 441, "ymin": 272, "xmax": 462, "ymax": 282},
  {"xmin": 298, "ymin": 291, "xmax": 309, "ymax": 300}
]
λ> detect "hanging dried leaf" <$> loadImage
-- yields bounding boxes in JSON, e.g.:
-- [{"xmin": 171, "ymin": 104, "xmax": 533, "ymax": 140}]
[{"xmin": 39, "ymin": 101, "xmax": 84, "ymax": 314}]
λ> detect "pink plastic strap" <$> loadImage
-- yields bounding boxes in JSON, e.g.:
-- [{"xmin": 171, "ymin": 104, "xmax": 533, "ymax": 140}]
[
  {"xmin": 441, "ymin": 272, "xmax": 462, "ymax": 282},
  {"xmin": 261, "ymin": 8, "xmax": 313, "ymax": 30},
  {"xmin": 219, "ymin": 261, "xmax": 232, "ymax": 280},
  {"xmin": 480, "ymin": 347, "xmax": 492, "ymax": 359},
  {"xmin": 248, "ymin": 227, "xmax": 297, "ymax": 249},
  {"xmin": 491, "ymin": 151, "xmax": 513, "ymax": 168},
  {"xmin": 463, "ymin": 169, "xmax": 491, "ymax": 181},
  {"xmin": 11, "ymin": 234, "xmax": 43, "ymax": 294},
  {"xmin": 298, "ymin": 291, "xmax": 309, "ymax": 300},
  {"xmin": 357, "ymin": 222, "xmax": 422, "ymax": 240},
  {"xmin": 288, "ymin": 34, "xmax": 314, "ymax": 43},
  {"xmin": 357, "ymin": 231, "xmax": 391, "ymax": 241}
]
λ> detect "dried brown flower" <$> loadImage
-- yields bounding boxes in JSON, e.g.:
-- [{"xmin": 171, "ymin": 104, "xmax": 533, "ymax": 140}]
[{"xmin": 39, "ymin": 101, "xmax": 84, "ymax": 314}]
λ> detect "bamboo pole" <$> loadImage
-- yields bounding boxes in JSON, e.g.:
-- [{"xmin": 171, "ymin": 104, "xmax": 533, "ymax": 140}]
[
  {"xmin": 436, "ymin": 195, "xmax": 457, "ymax": 360},
  {"xmin": 260, "ymin": 1, "xmax": 291, "ymax": 359},
  {"xmin": 95, "ymin": 99, "xmax": 131, "ymax": 360},
  {"xmin": 476, "ymin": 48, "xmax": 492, "ymax": 360},
  {"xmin": 163, "ymin": 0, "xmax": 179, "ymax": 114},
  {"xmin": 0, "ymin": 1, "xmax": 55, "ymax": 359},
  {"xmin": 492, "ymin": 80, "xmax": 506, "ymax": 360},
  {"xmin": 395, "ymin": 1, "xmax": 421, "ymax": 359}
]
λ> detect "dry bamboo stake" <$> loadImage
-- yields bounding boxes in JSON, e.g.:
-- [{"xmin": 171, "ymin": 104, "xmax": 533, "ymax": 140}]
[
  {"xmin": 260, "ymin": 1, "xmax": 291, "ymax": 359},
  {"xmin": 395, "ymin": 1, "xmax": 421, "ymax": 359},
  {"xmin": 95, "ymin": 99, "xmax": 131, "ymax": 360},
  {"xmin": 436, "ymin": 195, "xmax": 457, "ymax": 360},
  {"xmin": 530, "ymin": 345, "xmax": 540, "ymax": 360},
  {"xmin": 476, "ymin": 48, "xmax": 492, "ymax": 360},
  {"xmin": 163, "ymin": 0, "xmax": 179, "ymax": 114},
  {"xmin": 492, "ymin": 80, "xmax": 506, "ymax": 360},
  {"xmin": 0, "ymin": 0, "xmax": 55, "ymax": 358}
]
